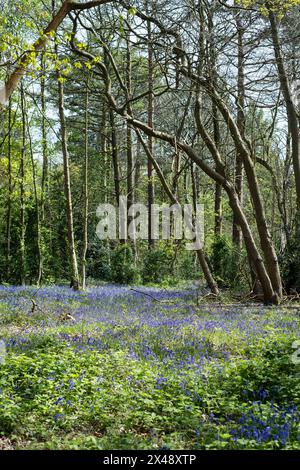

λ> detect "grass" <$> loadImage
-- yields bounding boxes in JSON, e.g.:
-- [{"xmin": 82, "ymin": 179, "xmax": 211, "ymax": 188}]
[{"xmin": 0, "ymin": 284, "xmax": 299, "ymax": 450}]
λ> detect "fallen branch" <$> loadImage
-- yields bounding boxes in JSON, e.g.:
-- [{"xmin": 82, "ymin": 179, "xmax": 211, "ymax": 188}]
[
  {"xmin": 30, "ymin": 298, "xmax": 47, "ymax": 315},
  {"xmin": 130, "ymin": 288, "xmax": 161, "ymax": 302}
]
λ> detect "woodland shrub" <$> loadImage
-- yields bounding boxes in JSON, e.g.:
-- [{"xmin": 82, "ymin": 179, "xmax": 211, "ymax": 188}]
[
  {"xmin": 209, "ymin": 236, "xmax": 246, "ymax": 289},
  {"xmin": 280, "ymin": 229, "xmax": 300, "ymax": 294},
  {"xmin": 110, "ymin": 244, "xmax": 137, "ymax": 284},
  {"xmin": 141, "ymin": 243, "xmax": 173, "ymax": 284}
]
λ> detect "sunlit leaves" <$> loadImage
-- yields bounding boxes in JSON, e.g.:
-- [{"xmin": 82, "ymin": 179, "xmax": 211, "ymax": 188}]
[
  {"xmin": 76, "ymin": 42, "xmax": 87, "ymax": 50},
  {"xmin": 57, "ymin": 76, "xmax": 66, "ymax": 84},
  {"xmin": 128, "ymin": 6, "xmax": 137, "ymax": 16},
  {"xmin": 239, "ymin": 0, "xmax": 300, "ymax": 18},
  {"xmin": 93, "ymin": 55, "xmax": 102, "ymax": 64}
]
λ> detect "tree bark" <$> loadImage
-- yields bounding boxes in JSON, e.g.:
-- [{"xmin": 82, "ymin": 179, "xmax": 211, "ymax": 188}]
[
  {"xmin": 136, "ymin": 128, "xmax": 219, "ymax": 295},
  {"xmin": 56, "ymin": 69, "xmax": 80, "ymax": 290},
  {"xmin": 6, "ymin": 98, "xmax": 12, "ymax": 281},
  {"xmin": 126, "ymin": 29, "xmax": 135, "ymax": 250},
  {"xmin": 232, "ymin": 10, "xmax": 245, "ymax": 249},
  {"xmin": 268, "ymin": 9, "xmax": 300, "ymax": 212},
  {"xmin": 82, "ymin": 78, "xmax": 89, "ymax": 290},
  {"xmin": 122, "ymin": 105, "xmax": 277, "ymax": 303},
  {"xmin": 207, "ymin": 3, "xmax": 222, "ymax": 236},
  {"xmin": 41, "ymin": 54, "xmax": 49, "ymax": 223},
  {"xmin": 20, "ymin": 83, "xmax": 26, "ymax": 286},
  {"xmin": 26, "ymin": 101, "xmax": 43, "ymax": 286},
  {"xmin": 109, "ymin": 108, "xmax": 120, "ymax": 206},
  {"xmin": 147, "ymin": 17, "xmax": 155, "ymax": 249}
]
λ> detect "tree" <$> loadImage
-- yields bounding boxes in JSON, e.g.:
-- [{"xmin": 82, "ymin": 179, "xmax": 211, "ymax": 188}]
[{"xmin": 56, "ymin": 52, "xmax": 80, "ymax": 290}]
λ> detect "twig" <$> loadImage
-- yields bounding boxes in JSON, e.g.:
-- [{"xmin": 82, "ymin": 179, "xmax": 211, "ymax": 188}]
[
  {"xmin": 130, "ymin": 287, "xmax": 193, "ymax": 307},
  {"xmin": 30, "ymin": 298, "xmax": 47, "ymax": 315},
  {"xmin": 130, "ymin": 288, "xmax": 161, "ymax": 302}
]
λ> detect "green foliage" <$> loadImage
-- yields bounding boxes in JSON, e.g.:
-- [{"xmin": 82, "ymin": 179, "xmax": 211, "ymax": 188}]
[
  {"xmin": 239, "ymin": 0, "xmax": 300, "ymax": 18},
  {"xmin": 176, "ymin": 251, "xmax": 200, "ymax": 281},
  {"xmin": 0, "ymin": 288, "xmax": 299, "ymax": 449},
  {"xmin": 110, "ymin": 244, "xmax": 137, "ymax": 284},
  {"xmin": 86, "ymin": 242, "xmax": 200, "ymax": 287},
  {"xmin": 280, "ymin": 227, "xmax": 300, "ymax": 293},
  {"xmin": 89, "ymin": 242, "xmax": 112, "ymax": 281},
  {"xmin": 209, "ymin": 236, "xmax": 242, "ymax": 288},
  {"xmin": 141, "ymin": 244, "xmax": 173, "ymax": 284}
]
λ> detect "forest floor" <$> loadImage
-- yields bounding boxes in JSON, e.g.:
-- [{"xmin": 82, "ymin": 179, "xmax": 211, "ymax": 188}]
[{"xmin": 0, "ymin": 284, "xmax": 299, "ymax": 450}]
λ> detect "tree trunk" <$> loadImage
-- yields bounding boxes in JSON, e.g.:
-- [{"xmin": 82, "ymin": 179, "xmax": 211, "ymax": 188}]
[
  {"xmin": 136, "ymin": 128, "xmax": 219, "ymax": 295},
  {"xmin": 82, "ymin": 78, "xmax": 89, "ymax": 290},
  {"xmin": 126, "ymin": 29, "xmax": 135, "ymax": 250},
  {"xmin": 41, "ymin": 53, "xmax": 49, "ymax": 223},
  {"xmin": 20, "ymin": 83, "xmax": 26, "ymax": 286},
  {"xmin": 147, "ymin": 18, "xmax": 155, "ymax": 249},
  {"xmin": 191, "ymin": 104, "xmax": 278, "ymax": 304},
  {"xmin": 213, "ymin": 105, "xmax": 223, "ymax": 237},
  {"xmin": 26, "ymin": 110, "xmax": 43, "ymax": 286},
  {"xmin": 209, "ymin": 88, "xmax": 282, "ymax": 300},
  {"xmin": 100, "ymin": 102, "xmax": 109, "ymax": 203},
  {"xmin": 207, "ymin": 4, "xmax": 222, "ymax": 236},
  {"xmin": 226, "ymin": 188, "xmax": 276, "ymax": 304},
  {"xmin": 232, "ymin": 10, "xmax": 245, "ymax": 248},
  {"xmin": 103, "ymin": 45, "xmax": 120, "ymax": 210},
  {"xmin": 191, "ymin": 160, "xmax": 219, "ymax": 294},
  {"xmin": 123, "ymin": 107, "xmax": 279, "ymax": 303},
  {"xmin": 109, "ymin": 108, "xmax": 120, "ymax": 206},
  {"xmin": 56, "ymin": 68, "xmax": 80, "ymax": 290},
  {"xmin": 6, "ymin": 98, "xmax": 12, "ymax": 281},
  {"xmin": 269, "ymin": 9, "xmax": 300, "ymax": 212}
]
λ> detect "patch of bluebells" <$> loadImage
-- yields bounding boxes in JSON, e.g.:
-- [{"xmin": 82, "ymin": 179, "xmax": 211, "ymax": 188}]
[
  {"xmin": 1, "ymin": 284, "xmax": 300, "ymax": 448},
  {"xmin": 54, "ymin": 413, "xmax": 65, "ymax": 423},
  {"xmin": 229, "ymin": 402, "xmax": 300, "ymax": 446},
  {"xmin": 155, "ymin": 375, "xmax": 168, "ymax": 389},
  {"xmin": 1, "ymin": 285, "xmax": 300, "ymax": 370}
]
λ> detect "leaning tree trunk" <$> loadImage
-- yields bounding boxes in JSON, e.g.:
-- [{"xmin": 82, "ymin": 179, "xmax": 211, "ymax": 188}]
[
  {"xmin": 187, "ymin": 153, "xmax": 276, "ymax": 304},
  {"xmin": 268, "ymin": 9, "xmax": 300, "ymax": 213},
  {"xmin": 209, "ymin": 89, "xmax": 282, "ymax": 301},
  {"xmin": 192, "ymin": 104, "xmax": 278, "ymax": 304},
  {"xmin": 232, "ymin": 10, "xmax": 245, "ymax": 249},
  {"xmin": 123, "ymin": 108, "xmax": 277, "ymax": 304},
  {"xmin": 136, "ymin": 128, "xmax": 219, "ymax": 296}
]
